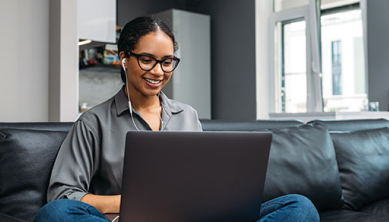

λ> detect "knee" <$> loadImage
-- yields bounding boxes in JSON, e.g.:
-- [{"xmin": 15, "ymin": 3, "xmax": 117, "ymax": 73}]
[
  {"xmin": 286, "ymin": 194, "xmax": 314, "ymax": 207},
  {"xmin": 40, "ymin": 199, "xmax": 76, "ymax": 213},
  {"xmin": 34, "ymin": 199, "xmax": 82, "ymax": 221},
  {"xmin": 284, "ymin": 194, "xmax": 320, "ymax": 222}
]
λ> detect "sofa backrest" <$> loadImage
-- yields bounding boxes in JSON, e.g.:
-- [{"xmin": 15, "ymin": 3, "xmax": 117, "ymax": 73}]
[
  {"xmin": 0, "ymin": 120, "xmax": 305, "ymax": 133},
  {"xmin": 200, "ymin": 119, "xmax": 304, "ymax": 131},
  {"xmin": 0, "ymin": 122, "xmax": 73, "ymax": 132},
  {"xmin": 308, "ymin": 118, "xmax": 389, "ymax": 132}
]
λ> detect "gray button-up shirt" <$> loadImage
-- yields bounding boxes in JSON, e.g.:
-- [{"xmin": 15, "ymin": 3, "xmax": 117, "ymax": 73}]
[{"xmin": 47, "ymin": 87, "xmax": 202, "ymax": 202}]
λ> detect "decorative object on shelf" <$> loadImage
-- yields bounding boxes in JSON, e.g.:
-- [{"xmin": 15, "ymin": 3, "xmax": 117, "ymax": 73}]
[
  {"xmin": 79, "ymin": 45, "xmax": 121, "ymax": 69},
  {"xmin": 368, "ymin": 101, "xmax": 379, "ymax": 111},
  {"xmin": 103, "ymin": 44, "xmax": 120, "ymax": 65},
  {"xmin": 79, "ymin": 103, "xmax": 89, "ymax": 113}
]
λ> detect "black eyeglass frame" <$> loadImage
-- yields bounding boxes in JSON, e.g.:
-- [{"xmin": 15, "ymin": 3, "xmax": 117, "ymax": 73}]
[{"xmin": 126, "ymin": 51, "xmax": 180, "ymax": 73}]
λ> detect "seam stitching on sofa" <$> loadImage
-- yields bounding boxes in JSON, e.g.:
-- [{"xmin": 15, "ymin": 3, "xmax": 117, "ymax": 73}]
[{"xmin": 0, "ymin": 131, "xmax": 7, "ymax": 139}]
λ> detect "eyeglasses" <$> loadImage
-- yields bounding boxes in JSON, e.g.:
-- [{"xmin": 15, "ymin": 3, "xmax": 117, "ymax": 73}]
[{"xmin": 126, "ymin": 51, "xmax": 180, "ymax": 73}]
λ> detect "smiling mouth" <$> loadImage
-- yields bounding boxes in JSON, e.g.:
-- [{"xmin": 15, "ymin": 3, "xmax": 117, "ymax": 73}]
[{"xmin": 144, "ymin": 78, "xmax": 162, "ymax": 84}]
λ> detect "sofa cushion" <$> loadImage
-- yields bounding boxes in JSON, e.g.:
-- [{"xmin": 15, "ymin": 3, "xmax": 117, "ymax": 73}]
[
  {"xmin": 263, "ymin": 123, "xmax": 343, "ymax": 211},
  {"xmin": 360, "ymin": 198, "xmax": 389, "ymax": 217},
  {"xmin": 0, "ymin": 129, "xmax": 67, "ymax": 221},
  {"xmin": 320, "ymin": 209, "xmax": 389, "ymax": 222},
  {"xmin": 331, "ymin": 127, "xmax": 389, "ymax": 210}
]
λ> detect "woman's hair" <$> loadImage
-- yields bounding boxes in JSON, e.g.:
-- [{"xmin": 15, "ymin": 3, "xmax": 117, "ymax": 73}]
[{"xmin": 118, "ymin": 15, "xmax": 178, "ymax": 83}]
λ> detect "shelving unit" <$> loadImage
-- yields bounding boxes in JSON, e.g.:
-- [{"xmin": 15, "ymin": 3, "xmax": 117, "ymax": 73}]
[
  {"xmin": 79, "ymin": 63, "xmax": 121, "ymax": 70},
  {"xmin": 78, "ymin": 45, "xmax": 122, "ymax": 112}
]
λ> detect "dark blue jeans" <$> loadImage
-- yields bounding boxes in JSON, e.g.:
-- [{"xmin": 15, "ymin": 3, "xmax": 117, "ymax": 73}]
[
  {"xmin": 257, "ymin": 194, "xmax": 319, "ymax": 221},
  {"xmin": 34, "ymin": 194, "xmax": 319, "ymax": 222}
]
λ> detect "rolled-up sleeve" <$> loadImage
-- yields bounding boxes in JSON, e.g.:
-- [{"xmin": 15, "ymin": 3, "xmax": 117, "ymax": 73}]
[{"xmin": 47, "ymin": 120, "xmax": 100, "ymax": 202}]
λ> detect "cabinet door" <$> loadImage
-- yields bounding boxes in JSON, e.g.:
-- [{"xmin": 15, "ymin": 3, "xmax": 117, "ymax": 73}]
[
  {"xmin": 78, "ymin": 0, "xmax": 116, "ymax": 43},
  {"xmin": 156, "ymin": 9, "xmax": 211, "ymax": 119}
]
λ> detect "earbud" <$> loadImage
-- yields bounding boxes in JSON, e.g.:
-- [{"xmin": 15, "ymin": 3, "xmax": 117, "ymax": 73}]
[{"xmin": 121, "ymin": 58, "xmax": 126, "ymax": 73}]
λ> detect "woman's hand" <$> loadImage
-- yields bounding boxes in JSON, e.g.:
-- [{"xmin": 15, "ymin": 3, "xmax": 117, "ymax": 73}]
[{"xmin": 81, "ymin": 194, "xmax": 121, "ymax": 214}]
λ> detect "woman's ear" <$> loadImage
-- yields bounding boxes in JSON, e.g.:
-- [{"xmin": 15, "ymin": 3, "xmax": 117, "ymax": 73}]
[{"xmin": 119, "ymin": 51, "xmax": 126, "ymax": 63}]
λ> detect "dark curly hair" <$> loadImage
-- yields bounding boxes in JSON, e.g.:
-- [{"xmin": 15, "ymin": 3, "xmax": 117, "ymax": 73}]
[{"xmin": 118, "ymin": 15, "xmax": 178, "ymax": 83}]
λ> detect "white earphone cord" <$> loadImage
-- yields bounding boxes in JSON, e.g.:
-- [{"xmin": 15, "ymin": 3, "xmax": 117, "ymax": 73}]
[
  {"xmin": 123, "ymin": 58, "xmax": 163, "ymax": 131},
  {"xmin": 112, "ymin": 215, "xmax": 120, "ymax": 222}
]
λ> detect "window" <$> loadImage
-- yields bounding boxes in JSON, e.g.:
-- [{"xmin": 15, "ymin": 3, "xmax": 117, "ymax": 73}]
[
  {"xmin": 331, "ymin": 40, "xmax": 342, "ymax": 96},
  {"xmin": 269, "ymin": 4, "xmax": 321, "ymax": 113},
  {"xmin": 270, "ymin": 0, "xmax": 366, "ymax": 113},
  {"xmin": 321, "ymin": 5, "xmax": 367, "ymax": 112},
  {"xmin": 274, "ymin": 0, "xmax": 309, "ymax": 12},
  {"xmin": 282, "ymin": 20, "xmax": 307, "ymax": 112}
]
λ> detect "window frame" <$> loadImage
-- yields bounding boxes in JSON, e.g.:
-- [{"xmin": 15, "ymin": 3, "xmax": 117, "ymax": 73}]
[{"xmin": 269, "ymin": 1, "xmax": 323, "ymax": 113}]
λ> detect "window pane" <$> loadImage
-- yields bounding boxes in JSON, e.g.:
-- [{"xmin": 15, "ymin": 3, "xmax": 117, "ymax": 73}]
[
  {"xmin": 321, "ymin": 0, "xmax": 360, "ymax": 10},
  {"xmin": 274, "ymin": 0, "xmax": 309, "ymax": 12},
  {"xmin": 276, "ymin": 20, "xmax": 307, "ymax": 113},
  {"xmin": 321, "ymin": 7, "xmax": 367, "ymax": 112},
  {"xmin": 331, "ymin": 41, "xmax": 342, "ymax": 95}
]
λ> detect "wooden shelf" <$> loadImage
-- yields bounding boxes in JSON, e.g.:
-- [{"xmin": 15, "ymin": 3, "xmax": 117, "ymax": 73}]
[{"xmin": 79, "ymin": 63, "xmax": 120, "ymax": 70}]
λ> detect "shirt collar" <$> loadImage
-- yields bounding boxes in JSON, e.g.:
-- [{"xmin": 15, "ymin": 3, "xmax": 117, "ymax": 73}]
[
  {"xmin": 114, "ymin": 86, "xmax": 184, "ymax": 116},
  {"xmin": 114, "ymin": 86, "xmax": 129, "ymax": 116},
  {"xmin": 159, "ymin": 91, "xmax": 184, "ymax": 114}
]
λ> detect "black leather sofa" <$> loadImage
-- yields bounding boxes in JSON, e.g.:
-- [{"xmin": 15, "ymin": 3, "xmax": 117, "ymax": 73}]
[{"xmin": 1, "ymin": 119, "xmax": 389, "ymax": 222}]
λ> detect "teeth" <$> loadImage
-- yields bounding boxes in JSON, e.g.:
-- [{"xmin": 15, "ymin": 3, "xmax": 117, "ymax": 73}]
[{"xmin": 145, "ymin": 78, "xmax": 161, "ymax": 84}]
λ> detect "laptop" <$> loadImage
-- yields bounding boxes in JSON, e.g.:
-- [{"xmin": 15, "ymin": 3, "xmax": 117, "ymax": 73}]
[{"xmin": 117, "ymin": 131, "xmax": 272, "ymax": 222}]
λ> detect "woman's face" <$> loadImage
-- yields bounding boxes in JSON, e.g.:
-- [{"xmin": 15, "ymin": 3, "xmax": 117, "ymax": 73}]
[{"xmin": 124, "ymin": 30, "xmax": 175, "ymax": 98}]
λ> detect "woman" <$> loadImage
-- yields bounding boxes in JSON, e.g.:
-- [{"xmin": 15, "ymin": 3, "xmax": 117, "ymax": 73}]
[{"xmin": 34, "ymin": 15, "xmax": 319, "ymax": 222}]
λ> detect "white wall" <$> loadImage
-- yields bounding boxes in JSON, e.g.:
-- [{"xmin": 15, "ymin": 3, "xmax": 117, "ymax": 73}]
[
  {"xmin": 365, "ymin": 0, "xmax": 389, "ymax": 112},
  {"xmin": 49, "ymin": 0, "xmax": 79, "ymax": 122},
  {"xmin": 0, "ymin": 0, "xmax": 49, "ymax": 122}
]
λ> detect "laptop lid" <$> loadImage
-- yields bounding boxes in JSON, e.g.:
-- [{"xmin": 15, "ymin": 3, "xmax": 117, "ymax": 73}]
[{"xmin": 119, "ymin": 131, "xmax": 272, "ymax": 222}]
